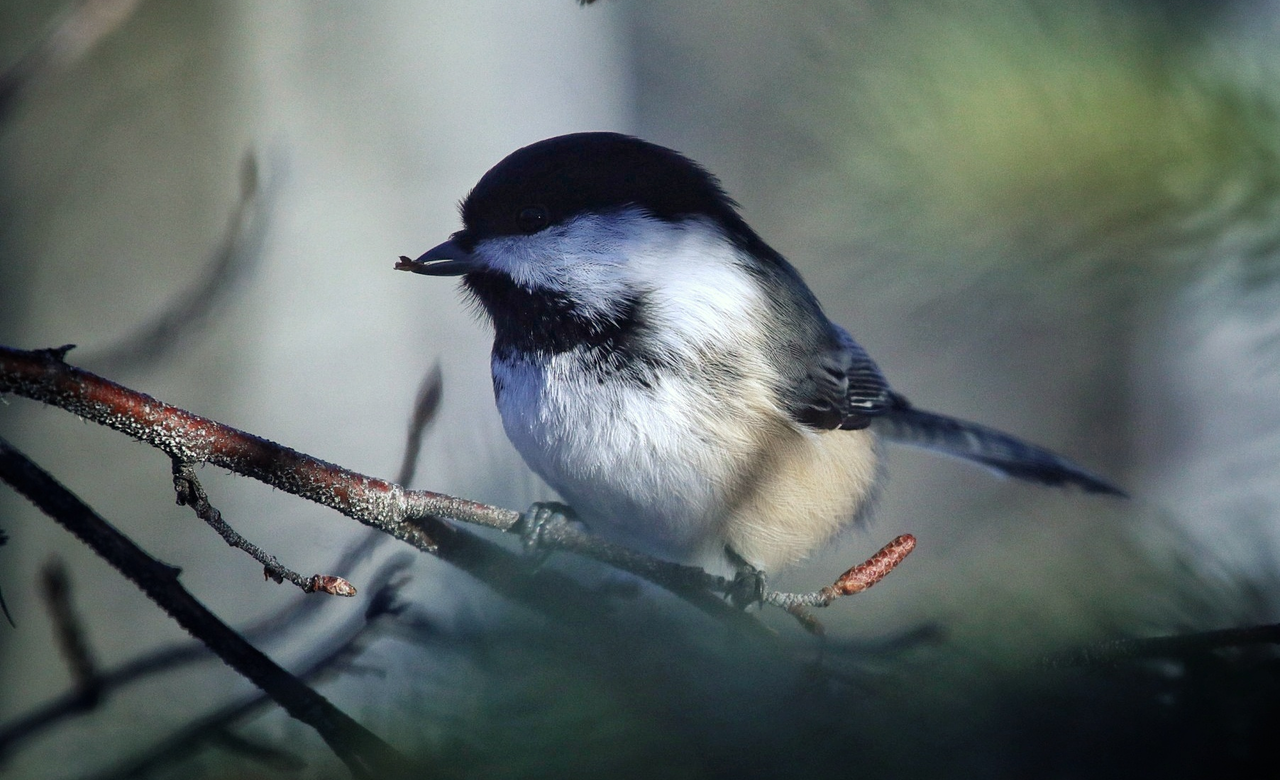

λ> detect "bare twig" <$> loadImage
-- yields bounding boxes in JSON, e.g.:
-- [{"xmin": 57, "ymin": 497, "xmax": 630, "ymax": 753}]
[
  {"xmin": 40, "ymin": 559, "xmax": 102, "ymax": 706},
  {"xmin": 80, "ymin": 611, "xmax": 398, "ymax": 780},
  {"xmin": 1048, "ymin": 623, "xmax": 1280, "ymax": 669},
  {"xmin": 0, "ymin": 437, "xmax": 414, "ymax": 779},
  {"xmin": 396, "ymin": 362, "xmax": 443, "ymax": 487},
  {"xmin": 765, "ymin": 534, "xmax": 917, "ymax": 612},
  {"xmin": 0, "ymin": 527, "xmax": 13, "ymax": 627},
  {"xmin": 87, "ymin": 152, "xmax": 269, "ymax": 374},
  {"xmin": 171, "ymin": 460, "xmax": 356, "ymax": 596},
  {"xmin": 0, "ymin": 540, "xmax": 412, "ymax": 763}
]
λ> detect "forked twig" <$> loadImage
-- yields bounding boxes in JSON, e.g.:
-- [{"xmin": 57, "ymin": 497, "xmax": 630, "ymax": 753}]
[{"xmin": 171, "ymin": 461, "xmax": 356, "ymax": 596}]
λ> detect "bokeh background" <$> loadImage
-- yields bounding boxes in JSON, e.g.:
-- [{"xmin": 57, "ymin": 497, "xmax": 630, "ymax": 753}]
[{"xmin": 4, "ymin": 1, "xmax": 1280, "ymax": 777}]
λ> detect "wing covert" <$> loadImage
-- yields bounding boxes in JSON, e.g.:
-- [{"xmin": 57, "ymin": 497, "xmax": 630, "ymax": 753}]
[{"xmin": 783, "ymin": 325, "xmax": 891, "ymax": 431}]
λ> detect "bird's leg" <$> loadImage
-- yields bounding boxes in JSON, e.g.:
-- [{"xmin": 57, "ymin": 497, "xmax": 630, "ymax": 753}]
[
  {"xmin": 724, "ymin": 545, "xmax": 767, "ymax": 609},
  {"xmin": 516, "ymin": 501, "xmax": 581, "ymax": 559}
]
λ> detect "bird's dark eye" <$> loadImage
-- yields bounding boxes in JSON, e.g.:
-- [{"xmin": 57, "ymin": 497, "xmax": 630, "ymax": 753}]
[{"xmin": 516, "ymin": 206, "xmax": 549, "ymax": 234}]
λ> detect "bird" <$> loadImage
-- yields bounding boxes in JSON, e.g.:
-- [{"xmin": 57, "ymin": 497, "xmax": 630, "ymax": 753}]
[{"xmin": 397, "ymin": 132, "xmax": 1123, "ymax": 579}]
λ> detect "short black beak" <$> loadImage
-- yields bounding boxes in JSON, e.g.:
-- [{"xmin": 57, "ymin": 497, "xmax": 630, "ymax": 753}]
[{"xmin": 395, "ymin": 239, "xmax": 482, "ymax": 277}]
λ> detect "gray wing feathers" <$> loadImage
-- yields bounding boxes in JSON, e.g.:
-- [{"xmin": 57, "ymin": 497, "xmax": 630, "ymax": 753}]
[
  {"xmin": 773, "ymin": 304, "xmax": 1122, "ymax": 495},
  {"xmin": 778, "ymin": 324, "xmax": 892, "ymax": 430},
  {"xmin": 836, "ymin": 327, "xmax": 891, "ymax": 424},
  {"xmin": 872, "ymin": 394, "xmax": 1126, "ymax": 496}
]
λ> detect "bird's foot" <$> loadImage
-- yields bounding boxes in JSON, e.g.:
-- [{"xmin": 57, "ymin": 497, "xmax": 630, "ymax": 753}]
[
  {"xmin": 725, "ymin": 547, "xmax": 767, "ymax": 610},
  {"xmin": 517, "ymin": 501, "xmax": 580, "ymax": 559}
]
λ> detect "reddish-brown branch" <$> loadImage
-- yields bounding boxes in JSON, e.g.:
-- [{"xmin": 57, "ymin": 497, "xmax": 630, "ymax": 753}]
[
  {"xmin": 0, "ymin": 345, "xmax": 770, "ymax": 631},
  {"xmin": 1, "ymin": 344, "xmax": 906, "ymax": 631},
  {"xmin": 0, "ymin": 345, "xmax": 518, "ymax": 554}
]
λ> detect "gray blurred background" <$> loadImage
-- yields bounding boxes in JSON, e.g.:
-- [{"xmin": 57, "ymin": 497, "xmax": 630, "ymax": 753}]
[{"xmin": 4, "ymin": 1, "xmax": 1280, "ymax": 777}]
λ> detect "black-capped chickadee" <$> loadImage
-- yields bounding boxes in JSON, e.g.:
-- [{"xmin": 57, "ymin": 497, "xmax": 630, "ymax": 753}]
[{"xmin": 398, "ymin": 132, "xmax": 1123, "ymax": 576}]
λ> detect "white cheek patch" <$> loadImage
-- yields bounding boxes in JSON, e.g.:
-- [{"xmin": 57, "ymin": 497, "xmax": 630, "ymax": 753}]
[
  {"xmin": 470, "ymin": 211, "xmax": 770, "ymax": 337},
  {"xmin": 472, "ymin": 215, "xmax": 636, "ymax": 320}
]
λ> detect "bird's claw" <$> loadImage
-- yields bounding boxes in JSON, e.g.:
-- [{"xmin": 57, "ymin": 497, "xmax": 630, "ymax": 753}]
[
  {"xmin": 725, "ymin": 548, "xmax": 767, "ymax": 609},
  {"xmin": 517, "ymin": 501, "xmax": 579, "ymax": 560}
]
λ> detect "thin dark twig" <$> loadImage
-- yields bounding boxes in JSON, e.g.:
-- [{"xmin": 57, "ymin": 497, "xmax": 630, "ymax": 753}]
[
  {"xmin": 0, "ymin": 543, "xmax": 412, "ymax": 763},
  {"xmin": 40, "ymin": 558, "xmax": 102, "ymax": 706},
  {"xmin": 87, "ymin": 152, "xmax": 270, "ymax": 374},
  {"xmin": 80, "ymin": 607, "xmax": 397, "ymax": 780},
  {"xmin": 0, "ymin": 437, "xmax": 415, "ymax": 780},
  {"xmin": 0, "ymin": 527, "xmax": 13, "ymax": 627},
  {"xmin": 1048, "ymin": 622, "xmax": 1280, "ymax": 669},
  {"xmin": 171, "ymin": 460, "xmax": 356, "ymax": 596},
  {"xmin": 396, "ymin": 362, "xmax": 443, "ymax": 487}
]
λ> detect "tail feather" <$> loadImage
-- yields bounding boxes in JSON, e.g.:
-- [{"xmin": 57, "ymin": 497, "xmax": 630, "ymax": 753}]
[{"xmin": 871, "ymin": 398, "xmax": 1126, "ymax": 497}]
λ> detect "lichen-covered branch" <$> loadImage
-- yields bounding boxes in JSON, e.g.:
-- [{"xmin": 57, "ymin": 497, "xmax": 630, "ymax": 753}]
[
  {"xmin": 0, "ymin": 344, "xmax": 510, "ymax": 550},
  {"xmin": 0, "ymin": 345, "xmax": 770, "ymax": 630},
  {"xmin": 0, "ymin": 344, "xmax": 910, "ymax": 632}
]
